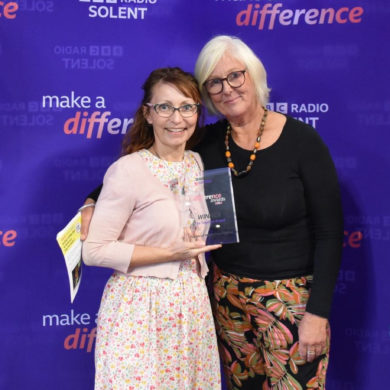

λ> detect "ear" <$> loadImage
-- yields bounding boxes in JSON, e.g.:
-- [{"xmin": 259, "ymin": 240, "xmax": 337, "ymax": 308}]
[{"xmin": 143, "ymin": 105, "xmax": 152, "ymax": 125}]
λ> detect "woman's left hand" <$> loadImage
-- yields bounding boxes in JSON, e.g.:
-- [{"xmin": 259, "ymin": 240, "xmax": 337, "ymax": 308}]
[{"xmin": 298, "ymin": 312, "xmax": 328, "ymax": 362}]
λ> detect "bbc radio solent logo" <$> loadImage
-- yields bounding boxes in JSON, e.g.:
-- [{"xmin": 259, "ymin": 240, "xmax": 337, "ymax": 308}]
[
  {"xmin": 267, "ymin": 102, "xmax": 329, "ymax": 128},
  {"xmin": 78, "ymin": 0, "xmax": 157, "ymax": 20},
  {"xmin": 53, "ymin": 44, "xmax": 124, "ymax": 71},
  {"xmin": 42, "ymin": 91, "xmax": 133, "ymax": 139},
  {"xmin": 233, "ymin": 2, "xmax": 364, "ymax": 30}
]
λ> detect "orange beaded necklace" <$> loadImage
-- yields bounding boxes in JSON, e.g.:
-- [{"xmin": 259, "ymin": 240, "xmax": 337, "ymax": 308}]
[{"xmin": 225, "ymin": 107, "xmax": 268, "ymax": 177}]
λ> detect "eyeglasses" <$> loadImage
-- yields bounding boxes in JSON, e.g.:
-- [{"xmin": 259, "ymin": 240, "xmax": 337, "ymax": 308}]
[
  {"xmin": 146, "ymin": 103, "xmax": 199, "ymax": 118},
  {"xmin": 203, "ymin": 70, "xmax": 246, "ymax": 95}
]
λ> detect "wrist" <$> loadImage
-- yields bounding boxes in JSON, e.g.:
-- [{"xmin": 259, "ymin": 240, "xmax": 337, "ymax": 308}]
[
  {"xmin": 78, "ymin": 203, "xmax": 95, "ymax": 212},
  {"xmin": 304, "ymin": 312, "xmax": 328, "ymax": 326}
]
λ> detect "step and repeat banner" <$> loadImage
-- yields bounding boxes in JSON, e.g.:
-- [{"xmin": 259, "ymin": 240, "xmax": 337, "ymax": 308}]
[{"xmin": 1, "ymin": 1, "xmax": 389, "ymax": 389}]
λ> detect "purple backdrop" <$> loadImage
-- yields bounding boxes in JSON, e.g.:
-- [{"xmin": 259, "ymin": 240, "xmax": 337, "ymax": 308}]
[{"xmin": 1, "ymin": 1, "xmax": 389, "ymax": 389}]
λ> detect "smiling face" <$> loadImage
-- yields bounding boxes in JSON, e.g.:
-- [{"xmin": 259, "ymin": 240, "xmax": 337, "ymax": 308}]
[
  {"xmin": 144, "ymin": 82, "xmax": 198, "ymax": 155},
  {"xmin": 207, "ymin": 51, "xmax": 259, "ymax": 122}
]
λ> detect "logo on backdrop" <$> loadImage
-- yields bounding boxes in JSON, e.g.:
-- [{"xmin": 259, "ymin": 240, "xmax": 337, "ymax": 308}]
[
  {"xmin": 345, "ymin": 215, "xmax": 390, "ymax": 242},
  {"xmin": 334, "ymin": 230, "xmax": 362, "ymax": 295},
  {"xmin": 2, "ymin": 213, "xmax": 64, "ymax": 240},
  {"xmin": 345, "ymin": 327, "xmax": 390, "ymax": 355},
  {"xmin": 42, "ymin": 91, "xmax": 133, "ymax": 139},
  {"xmin": 348, "ymin": 99, "xmax": 390, "ymax": 127},
  {"xmin": 266, "ymin": 102, "xmax": 329, "ymax": 128},
  {"xmin": 0, "ymin": 101, "xmax": 54, "ymax": 127},
  {"xmin": 335, "ymin": 268, "xmax": 356, "ymax": 295},
  {"xmin": 343, "ymin": 230, "xmax": 363, "ymax": 249},
  {"xmin": 0, "ymin": 1, "xmax": 18, "ymax": 19},
  {"xmin": 17, "ymin": 1, "xmax": 54, "ymax": 13},
  {"xmin": 53, "ymin": 45, "xmax": 123, "ymax": 71},
  {"xmin": 0, "ymin": 229, "xmax": 17, "ymax": 247},
  {"xmin": 55, "ymin": 156, "xmax": 115, "ymax": 182},
  {"xmin": 333, "ymin": 156, "xmax": 357, "ymax": 175},
  {"xmin": 234, "ymin": 2, "xmax": 364, "ymax": 30},
  {"xmin": 78, "ymin": 0, "xmax": 157, "ymax": 20},
  {"xmin": 42, "ymin": 310, "xmax": 97, "ymax": 353}
]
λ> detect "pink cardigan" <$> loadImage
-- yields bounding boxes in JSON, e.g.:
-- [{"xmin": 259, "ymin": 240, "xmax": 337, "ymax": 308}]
[{"xmin": 82, "ymin": 151, "xmax": 210, "ymax": 279}]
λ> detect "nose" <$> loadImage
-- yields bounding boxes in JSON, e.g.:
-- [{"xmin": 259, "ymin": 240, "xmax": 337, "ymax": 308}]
[
  {"xmin": 169, "ymin": 108, "xmax": 183, "ymax": 123},
  {"xmin": 221, "ymin": 79, "xmax": 234, "ymax": 94}
]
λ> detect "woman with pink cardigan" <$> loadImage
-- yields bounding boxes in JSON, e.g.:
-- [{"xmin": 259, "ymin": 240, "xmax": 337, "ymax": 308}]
[{"xmin": 82, "ymin": 67, "xmax": 221, "ymax": 389}]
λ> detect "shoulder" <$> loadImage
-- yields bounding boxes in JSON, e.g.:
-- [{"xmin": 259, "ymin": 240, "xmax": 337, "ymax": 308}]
[
  {"xmin": 281, "ymin": 117, "xmax": 334, "ymax": 166},
  {"xmin": 104, "ymin": 152, "xmax": 144, "ymax": 181},
  {"xmin": 204, "ymin": 119, "xmax": 227, "ymax": 141},
  {"xmin": 283, "ymin": 115, "xmax": 315, "ymax": 135},
  {"xmin": 282, "ymin": 115, "xmax": 327, "ymax": 149},
  {"xmin": 111, "ymin": 152, "xmax": 143, "ymax": 168},
  {"xmin": 194, "ymin": 119, "xmax": 226, "ymax": 152},
  {"xmin": 185, "ymin": 150, "xmax": 204, "ymax": 171},
  {"xmin": 201, "ymin": 119, "xmax": 226, "ymax": 143},
  {"xmin": 186, "ymin": 149, "xmax": 202, "ymax": 160},
  {"xmin": 204, "ymin": 119, "xmax": 227, "ymax": 132},
  {"xmin": 101, "ymin": 152, "xmax": 151, "ymax": 200}
]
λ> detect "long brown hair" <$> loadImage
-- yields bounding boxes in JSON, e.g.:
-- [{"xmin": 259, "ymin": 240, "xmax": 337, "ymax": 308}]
[{"xmin": 121, "ymin": 67, "xmax": 202, "ymax": 156}]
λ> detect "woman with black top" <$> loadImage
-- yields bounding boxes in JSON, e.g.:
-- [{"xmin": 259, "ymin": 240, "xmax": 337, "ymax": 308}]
[{"xmin": 81, "ymin": 35, "xmax": 343, "ymax": 389}]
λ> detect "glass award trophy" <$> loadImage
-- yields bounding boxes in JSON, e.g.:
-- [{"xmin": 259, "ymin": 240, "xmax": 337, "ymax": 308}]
[{"xmin": 192, "ymin": 167, "xmax": 239, "ymax": 245}]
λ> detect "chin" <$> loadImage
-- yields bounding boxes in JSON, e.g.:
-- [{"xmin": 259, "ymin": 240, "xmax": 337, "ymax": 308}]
[
  {"xmin": 223, "ymin": 108, "xmax": 246, "ymax": 119},
  {"xmin": 219, "ymin": 101, "xmax": 244, "ymax": 115},
  {"xmin": 167, "ymin": 137, "xmax": 189, "ymax": 147}
]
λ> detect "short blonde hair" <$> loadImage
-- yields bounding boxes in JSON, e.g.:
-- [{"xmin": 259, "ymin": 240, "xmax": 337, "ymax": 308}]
[{"xmin": 194, "ymin": 35, "xmax": 270, "ymax": 115}]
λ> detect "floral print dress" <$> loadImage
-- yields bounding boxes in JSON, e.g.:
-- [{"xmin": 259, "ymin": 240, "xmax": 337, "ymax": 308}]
[{"xmin": 94, "ymin": 150, "xmax": 221, "ymax": 390}]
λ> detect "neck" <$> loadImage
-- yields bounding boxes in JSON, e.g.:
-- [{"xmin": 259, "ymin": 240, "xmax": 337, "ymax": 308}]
[
  {"xmin": 228, "ymin": 104, "xmax": 266, "ymax": 146},
  {"xmin": 150, "ymin": 144, "xmax": 185, "ymax": 162}
]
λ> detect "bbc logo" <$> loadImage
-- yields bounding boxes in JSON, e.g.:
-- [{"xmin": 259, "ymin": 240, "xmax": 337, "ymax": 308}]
[
  {"xmin": 266, "ymin": 102, "xmax": 288, "ymax": 113},
  {"xmin": 79, "ymin": 0, "xmax": 118, "ymax": 4}
]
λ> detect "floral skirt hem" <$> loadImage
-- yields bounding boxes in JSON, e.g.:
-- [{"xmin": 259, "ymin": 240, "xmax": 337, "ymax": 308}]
[{"xmin": 94, "ymin": 260, "xmax": 221, "ymax": 390}]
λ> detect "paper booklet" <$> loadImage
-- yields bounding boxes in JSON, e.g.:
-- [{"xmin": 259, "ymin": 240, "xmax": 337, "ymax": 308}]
[
  {"xmin": 56, "ymin": 212, "xmax": 83, "ymax": 303},
  {"xmin": 56, "ymin": 167, "xmax": 238, "ymax": 302}
]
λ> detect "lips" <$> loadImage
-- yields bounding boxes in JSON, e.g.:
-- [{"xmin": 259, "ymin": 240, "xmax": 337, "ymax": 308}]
[
  {"xmin": 165, "ymin": 128, "xmax": 186, "ymax": 133},
  {"xmin": 223, "ymin": 96, "xmax": 240, "ymax": 104}
]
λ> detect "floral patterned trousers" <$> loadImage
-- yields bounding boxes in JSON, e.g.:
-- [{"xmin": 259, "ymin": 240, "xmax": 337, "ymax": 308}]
[{"xmin": 211, "ymin": 265, "xmax": 330, "ymax": 390}]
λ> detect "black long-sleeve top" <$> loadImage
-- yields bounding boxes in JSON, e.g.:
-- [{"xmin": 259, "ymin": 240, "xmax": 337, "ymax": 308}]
[{"xmin": 87, "ymin": 115, "xmax": 343, "ymax": 318}]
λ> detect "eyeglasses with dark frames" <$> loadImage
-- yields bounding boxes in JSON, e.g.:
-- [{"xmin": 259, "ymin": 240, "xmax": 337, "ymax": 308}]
[
  {"xmin": 145, "ymin": 103, "xmax": 200, "ymax": 118},
  {"xmin": 203, "ymin": 70, "xmax": 246, "ymax": 95}
]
